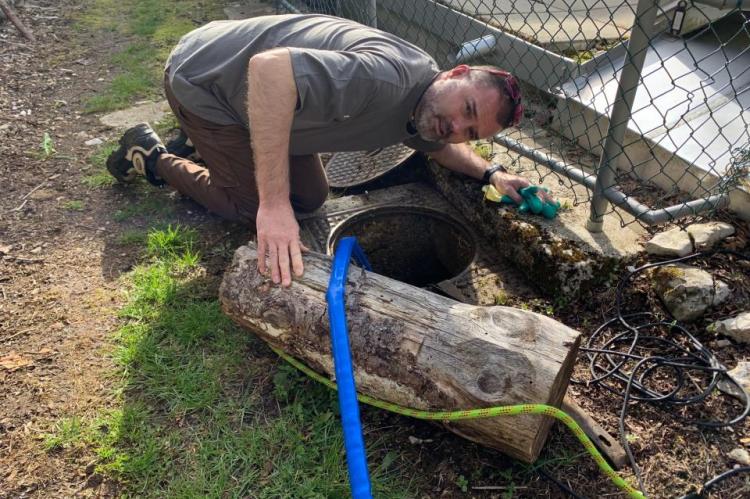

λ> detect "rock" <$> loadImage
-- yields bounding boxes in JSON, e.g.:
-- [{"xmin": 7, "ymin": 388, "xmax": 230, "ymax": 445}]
[
  {"xmin": 728, "ymin": 448, "xmax": 750, "ymax": 466},
  {"xmin": 717, "ymin": 361, "xmax": 750, "ymax": 400},
  {"xmin": 710, "ymin": 312, "xmax": 750, "ymax": 344},
  {"xmin": 714, "ymin": 280, "xmax": 731, "ymax": 305},
  {"xmin": 84, "ymin": 138, "xmax": 103, "ymax": 146},
  {"xmin": 712, "ymin": 339, "xmax": 733, "ymax": 348},
  {"xmin": 408, "ymin": 436, "xmax": 433, "ymax": 445},
  {"xmin": 687, "ymin": 222, "xmax": 735, "ymax": 251},
  {"xmin": 651, "ymin": 264, "xmax": 731, "ymax": 321},
  {"xmin": 224, "ymin": 1, "xmax": 276, "ymax": 20},
  {"xmin": 29, "ymin": 188, "xmax": 56, "ymax": 201},
  {"xmin": 645, "ymin": 228, "xmax": 693, "ymax": 257},
  {"xmin": 99, "ymin": 100, "xmax": 170, "ymax": 130}
]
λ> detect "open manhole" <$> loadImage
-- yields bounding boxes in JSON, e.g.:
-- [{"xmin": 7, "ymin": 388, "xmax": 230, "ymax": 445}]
[
  {"xmin": 328, "ymin": 207, "xmax": 477, "ymax": 287},
  {"xmin": 325, "ymin": 144, "xmax": 415, "ymax": 188}
]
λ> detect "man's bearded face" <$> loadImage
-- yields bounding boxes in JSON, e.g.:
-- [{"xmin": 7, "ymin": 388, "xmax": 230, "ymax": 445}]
[{"xmin": 413, "ymin": 73, "xmax": 505, "ymax": 144}]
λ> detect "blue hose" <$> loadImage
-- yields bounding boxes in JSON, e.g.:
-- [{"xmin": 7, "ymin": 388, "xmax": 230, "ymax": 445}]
[{"xmin": 326, "ymin": 237, "xmax": 373, "ymax": 499}]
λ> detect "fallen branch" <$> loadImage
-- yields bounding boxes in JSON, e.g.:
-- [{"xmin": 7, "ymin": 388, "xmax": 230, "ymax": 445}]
[
  {"xmin": 0, "ymin": 0, "xmax": 36, "ymax": 42},
  {"xmin": 2, "ymin": 328, "xmax": 32, "ymax": 343}
]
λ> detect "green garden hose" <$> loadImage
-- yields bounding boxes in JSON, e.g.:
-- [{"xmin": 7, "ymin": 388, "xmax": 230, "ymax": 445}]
[{"xmin": 271, "ymin": 347, "xmax": 646, "ymax": 499}]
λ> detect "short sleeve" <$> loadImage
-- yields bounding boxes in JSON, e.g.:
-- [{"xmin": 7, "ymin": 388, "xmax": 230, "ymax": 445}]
[{"xmin": 288, "ymin": 47, "xmax": 394, "ymax": 126}]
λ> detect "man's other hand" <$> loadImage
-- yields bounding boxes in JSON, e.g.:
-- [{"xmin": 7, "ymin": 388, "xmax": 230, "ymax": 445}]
[
  {"xmin": 490, "ymin": 171, "xmax": 553, "ymax": 204},
  {"xmin": 256, "ymin": 202, "xmax": 306, "ymax": 287}
]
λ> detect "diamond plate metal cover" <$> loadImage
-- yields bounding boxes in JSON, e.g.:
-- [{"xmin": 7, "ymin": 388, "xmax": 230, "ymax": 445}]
[{"xmin": 325, "ymin": 144, "xmax": 416, "ymax": 188}]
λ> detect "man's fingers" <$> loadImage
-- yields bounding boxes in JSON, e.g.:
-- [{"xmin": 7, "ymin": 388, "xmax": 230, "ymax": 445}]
[
  {"xmin": 506, "ymin": 190, "xmax": 523, "ymax": 204},
  {"xmin": 278, "ymin": 243, "xmax": 292, "ymax": 287},
  {"xmin": 300, "ymin": 241, "xmax": 310, "ymax": 253},
  {"xmin": 537, "ymin": 189, "xmax": 554, "ymax": 203},
  {"xmin": 269, "ymin": 243, "xmax": 280, "ymax": 284},
  {"xmin": 257, "ymin": 237, "xmax": 267, "ymax": 274},
  {"xmin": 290, "ymin": 241, "xmax": 304, "ymax": 278}
]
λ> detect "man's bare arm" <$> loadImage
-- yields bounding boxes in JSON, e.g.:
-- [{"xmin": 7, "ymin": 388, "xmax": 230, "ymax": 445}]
[
  {"xmin": 247, "ymin": 48, "xmax": 305, "ymax": 286},
  {"xmin": 429, "ymin": 142, "xmax": 529, "ymax": 203}
]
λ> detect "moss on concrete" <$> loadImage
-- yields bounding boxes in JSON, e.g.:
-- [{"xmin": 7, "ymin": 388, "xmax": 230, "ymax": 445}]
[{"xmin": 425, "ymin": 161, "xmax": 622, "ymax": 298}]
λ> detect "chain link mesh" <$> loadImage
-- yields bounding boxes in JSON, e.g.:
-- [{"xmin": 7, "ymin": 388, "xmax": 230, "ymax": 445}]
[{"xmin": 274, "ymin": 0, "xmax": 750, "ymax": 227}]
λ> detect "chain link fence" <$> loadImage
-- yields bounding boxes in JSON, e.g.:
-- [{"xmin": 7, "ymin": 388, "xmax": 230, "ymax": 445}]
[{"xmin": 274, "ymin": 0, "xmax": 750, "ymax": 229}]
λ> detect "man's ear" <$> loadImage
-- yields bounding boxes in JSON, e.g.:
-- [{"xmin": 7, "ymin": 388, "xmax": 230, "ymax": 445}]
[{"xmin": 446, "ymin": 64, "xmax": 471, "ymax": 79}]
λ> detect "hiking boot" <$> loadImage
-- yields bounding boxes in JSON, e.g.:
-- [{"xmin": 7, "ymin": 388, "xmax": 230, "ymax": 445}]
[
  {"xmin": 166, "ymin": 128, "xmax": 201, "ymax": 162},
  {"xmin": 106, "ymin": 123, "xmax": 167, "ymax": 186}
]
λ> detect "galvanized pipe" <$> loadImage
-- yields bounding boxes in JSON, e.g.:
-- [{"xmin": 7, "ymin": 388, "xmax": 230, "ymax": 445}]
[
  {"xmin": 587, "ymin": 0, "xmax": 659, "ymax": 232},
  {"xmin": 603, "ymin": 189, "xmax": 730, "ymax": 225},
  {"xmin": 493, "ymin": 134, "xmax": 598, "ymax": 190},
  {"xmin": 495, "ymin": 134, "xmax": 731, "ymax": 225},
  {"xmin": 277, "ymin": 0, "xmax": 302, "ymax": 14}
]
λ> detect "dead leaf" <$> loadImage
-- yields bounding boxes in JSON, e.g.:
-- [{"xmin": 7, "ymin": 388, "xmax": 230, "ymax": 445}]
[{"xmin": 0, "ymin": 351, "xmax": 34, "ymax": 371}]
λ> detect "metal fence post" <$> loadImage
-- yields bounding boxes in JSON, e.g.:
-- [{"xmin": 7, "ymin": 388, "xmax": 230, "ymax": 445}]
[{"xmin": 586, "ymin": 0, "xmax": 660, "ymax": 232}]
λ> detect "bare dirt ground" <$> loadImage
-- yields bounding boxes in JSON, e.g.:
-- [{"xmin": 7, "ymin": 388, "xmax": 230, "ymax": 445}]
[
  {"xmin": 1, "ymin": 1, "xmax": 749, "ymax": 498},
  {"xmin": 0, "ymin": 2, "xmax": 245, "ymax": 496}
]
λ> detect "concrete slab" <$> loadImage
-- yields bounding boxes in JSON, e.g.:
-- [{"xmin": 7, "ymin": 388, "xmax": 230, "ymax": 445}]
[
  {"xmin": 443, "ymin": 0, "xmax": 633, "ymax": 49},
  {"xmin": 492, "ymin": 127, "xmax": 646, "ymax": 259},
  {"xmin": 554, "ymin": 13, "xmax": 750, "ymax": 219},
  {"xmin": 99, "ymin": 100, "xmax": 171, "ymax": 130},
  {"xmin": 427, "ymin": 126, "xmax": 645, "ymax": 297},
  {"xmin": 433, "ymin": 0, "xmax": 730, "ymax": 49},
  {"xmin": 224, "ymin": 1, "xmax": 276, "ymax": 20}
]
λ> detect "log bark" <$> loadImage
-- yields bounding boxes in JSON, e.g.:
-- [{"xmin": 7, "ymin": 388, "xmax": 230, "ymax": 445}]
[
  {"xmin": 0, "ymin": 0, "xmax": 35, "ymax": 42},
  {"xmin": 220, "ymin": 244, "xmax": 581, "ymax": 462}
]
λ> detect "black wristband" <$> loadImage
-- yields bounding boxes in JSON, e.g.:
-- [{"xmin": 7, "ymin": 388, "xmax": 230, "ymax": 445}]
[{"xmin": 482, "ymin": 163, "xmax": 507, "ymax": 184}]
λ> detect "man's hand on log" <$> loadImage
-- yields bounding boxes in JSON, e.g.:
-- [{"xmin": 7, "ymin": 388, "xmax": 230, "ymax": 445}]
[{"xmin": 256, "ymin": 202, "xmax": 307, "ymax": 286}]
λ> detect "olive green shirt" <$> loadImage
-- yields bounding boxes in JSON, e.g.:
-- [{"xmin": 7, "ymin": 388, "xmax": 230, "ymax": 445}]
[{"xmin": 166, "ymin": 13, "xmax": 445, "ymax": 154}]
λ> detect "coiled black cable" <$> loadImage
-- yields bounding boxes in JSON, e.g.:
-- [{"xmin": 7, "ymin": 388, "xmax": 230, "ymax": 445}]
[{"xmin": 569, "ymin": 249, "xmax": 750, "ymax": 496}]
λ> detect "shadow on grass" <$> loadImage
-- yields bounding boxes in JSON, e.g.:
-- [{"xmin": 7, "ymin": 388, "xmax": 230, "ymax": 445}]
[{"xmin": 57, "ymin": 229, "xmax": 418, "ymax": 498}]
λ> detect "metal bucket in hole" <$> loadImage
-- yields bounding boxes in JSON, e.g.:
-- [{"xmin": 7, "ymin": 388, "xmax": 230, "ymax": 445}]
[{"xmin": 328, "ymin": 207, "xmax": 477, "ymax": 287}]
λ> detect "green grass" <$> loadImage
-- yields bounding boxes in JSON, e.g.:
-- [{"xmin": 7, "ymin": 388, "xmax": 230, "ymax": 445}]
[
  {"xmin": 83, "ymin": 142, "xmax": 118, "ymax": 188},
  {"xmin": 82, "ymin": 171, "xmax": 117, "ymax": 188},
  {"xmin": 113, "ymin": 194, "xmax": 175, "ymax": 222},
  {"xmin": 44, "ymin": 225, "xmax": 416, "ymax": 497},
  {"xmin": 118, "ymin": 229, "xmax": 148, "ymax": 246},
  {"xmin": 62, "ymin": 200, "xmax": 85, "ymax": 211},
  {"xmin": 77, "ymin": 0, "xmax": 225, "ymax": 113},
  {"xmin": 40, "ymin": 132, "xmax": 57, "ymax": 159},
  {"xmin": 44, "ymin": 416, "xmax": 86, "ymax": 451}
]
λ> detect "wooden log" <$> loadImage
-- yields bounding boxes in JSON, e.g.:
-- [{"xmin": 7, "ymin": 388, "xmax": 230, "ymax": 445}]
[
  {"xmin": 220, "ymin": 243, "xmax": 581, "ymax": 462},
  {"xmin": 0, "ymin": 0, "xmax": 35, "ymax": 43},
  {"xmin": 561, "ymin": 396, "xmax": 628, "ymax": 469}
]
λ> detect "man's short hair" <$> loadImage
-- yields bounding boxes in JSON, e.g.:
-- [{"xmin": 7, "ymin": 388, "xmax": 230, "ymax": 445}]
[{"xmin": 469, "ymin": 65, "xmax": 524, "ymax": 128}]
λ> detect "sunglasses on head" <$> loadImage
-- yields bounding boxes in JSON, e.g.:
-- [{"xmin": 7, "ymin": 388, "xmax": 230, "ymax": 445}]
[{"xmin": 473, "ymin": 68, "xmax": 524, "ymax": 128}]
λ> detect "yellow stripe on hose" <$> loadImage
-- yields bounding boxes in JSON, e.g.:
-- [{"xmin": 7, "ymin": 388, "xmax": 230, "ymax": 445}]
[{"xmin": 271, "ymin": 347, "xmax": 646, "ymax": 499}]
